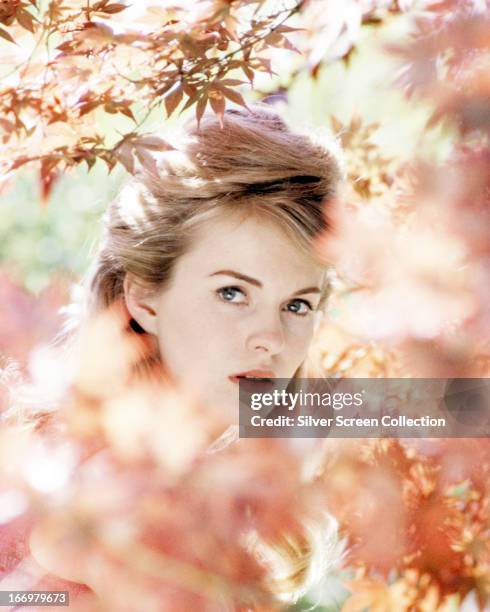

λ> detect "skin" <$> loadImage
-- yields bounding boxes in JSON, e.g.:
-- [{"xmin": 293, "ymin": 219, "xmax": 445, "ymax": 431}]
[{"xmin": 124, "ymin": 212, "xmax": 326, "ymax": 414}]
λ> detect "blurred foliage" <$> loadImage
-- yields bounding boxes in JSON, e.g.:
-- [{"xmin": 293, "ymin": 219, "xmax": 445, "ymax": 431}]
[
  {"xmin": 0, "ymin": 162, "xmax": 124, "ymax": 293},
  {"xmin": 1, "ymin": 1, "xmax": 490, "ymax": 611}
]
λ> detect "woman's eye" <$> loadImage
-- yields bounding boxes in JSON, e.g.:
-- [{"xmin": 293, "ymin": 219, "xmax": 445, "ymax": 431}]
[
  {"xmin": 286, "ymin": 299, "xmax": 312, "ymax": 316},
  {"xmin": 216, "ymin": 286, "xmax": 247, "ymax": 304}
]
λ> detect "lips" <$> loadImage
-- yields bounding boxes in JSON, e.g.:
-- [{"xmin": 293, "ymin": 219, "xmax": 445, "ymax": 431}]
[
  {"xmin": 229, "ymin": 370, "xmax": 277, "ymax": 395},
  {"xmin": 229, "ymin": 369, "xmax": 275, "ymax": 384}
]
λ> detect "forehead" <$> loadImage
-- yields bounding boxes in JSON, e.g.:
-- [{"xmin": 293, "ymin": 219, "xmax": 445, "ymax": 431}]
[{"xmin": 176, "ymin": 211, "xmax": 324, "ymax": 284}]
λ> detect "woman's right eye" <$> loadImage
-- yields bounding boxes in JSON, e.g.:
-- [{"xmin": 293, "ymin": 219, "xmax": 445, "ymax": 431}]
[{"xmin": 216, "ymin": 286, "xmax": 247, "ymax": 304}]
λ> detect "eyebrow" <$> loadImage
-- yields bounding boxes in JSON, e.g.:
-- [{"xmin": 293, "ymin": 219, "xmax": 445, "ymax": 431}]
[{"xmin": 209, "ymin": 269, "xmax": 321, "ymax": 295}]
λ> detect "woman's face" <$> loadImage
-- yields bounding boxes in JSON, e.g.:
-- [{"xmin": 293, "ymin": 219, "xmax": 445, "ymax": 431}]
[{"xmin": 126, "ymin": 213, "xmax": 326, "ymax": 413}]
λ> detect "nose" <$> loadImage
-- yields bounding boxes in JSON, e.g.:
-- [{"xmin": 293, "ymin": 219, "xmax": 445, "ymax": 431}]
[{"xmin": 246, "ymin": 311, "xmax": 286, "ymax": 356}]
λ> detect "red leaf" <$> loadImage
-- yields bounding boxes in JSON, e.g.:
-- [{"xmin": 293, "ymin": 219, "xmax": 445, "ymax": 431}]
[
  {"xmin": 40, "ymin": 158, "xmax": 60, "ymax": 204},
  {"xmin": 79, "ymin": 100, "xmax": 101, "ymax": 116},
  {"xmin": 10, "ymin": 157, "xmax": 30, "ymax": 171}
]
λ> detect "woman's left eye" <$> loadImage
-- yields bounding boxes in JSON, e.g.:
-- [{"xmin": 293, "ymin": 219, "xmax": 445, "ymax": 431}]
[{"xmin": 286, "ymin": 299, "xmax": 313, "ymax": 316}]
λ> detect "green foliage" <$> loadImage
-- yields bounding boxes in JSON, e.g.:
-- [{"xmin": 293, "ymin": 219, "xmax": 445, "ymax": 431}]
[{"xmin": 0, "ymin": 161, "xmax": 125, "ymax": 292}]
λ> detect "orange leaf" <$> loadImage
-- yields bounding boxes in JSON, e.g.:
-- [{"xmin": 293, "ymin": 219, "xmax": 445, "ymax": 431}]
[
  {"xmin": 39, "ymin": 158, "xmax": 60, "ymax": 205},
  {"xmin": 217, "ymin": 79, "xmax": 247, "ymax": 86},
  {"xmin": 100, "ymin": 3, "xmax": 127, "ymax": 14},
  {"xmin": 119, "ymin": 106, "xmax": 135, "ymax": 121},
  {"xmin": 242, "ymin": 64, "xmax": 254, "ymax": 84},
  {"xmin": 219, "ymin": 86, "xmax": 249, "ymax": 110},
  {"xmin": 79, "ymin": 100, "xmax": 101, "ymax": 116},
  {"xmin": 181, "ymin": 87, "xmax": 202, "ymax": 112},
  {"xmin": 164, "ymin": 83, "xmax": 183, "ymax": 117},
  {"xmin": 16, "ymin": 8, "xmax": 36, "ymax": 33},
  {"xmin": 209, "ymin": 94, "xmax": 225, "ymax": 127},
  {"xmin": 331, "ymin": 115, "xmax": 344, "ymax": 134},
  {"xmin": 195, "ymin": 94, "xmax": 208, "ymax": 128},
  {"xmin": 0, "ymin": 28, "xmax": 15, "ymax": 44}
]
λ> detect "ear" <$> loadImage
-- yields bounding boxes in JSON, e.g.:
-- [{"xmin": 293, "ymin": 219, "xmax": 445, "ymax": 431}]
[{"xmin": 123, "ymin": 273, "xmax": 159, "ymax": 336}]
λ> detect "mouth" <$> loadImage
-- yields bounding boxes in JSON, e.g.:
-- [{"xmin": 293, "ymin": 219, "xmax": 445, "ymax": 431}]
[{"xmin": 229, "ymin": 370, "xmax": 276, "ymax": 391}]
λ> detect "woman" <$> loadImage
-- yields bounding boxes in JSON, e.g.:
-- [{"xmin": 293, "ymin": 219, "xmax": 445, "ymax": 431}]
[
  {"xmin": 81, "ymin": 104, "xmax": 341, "ymax": 414},
  {"xmin": 3, "ymin": 103, "xmax": 343, "ymax": 609}
]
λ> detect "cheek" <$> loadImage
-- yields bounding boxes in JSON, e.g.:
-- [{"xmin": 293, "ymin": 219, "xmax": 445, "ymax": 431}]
[
  {"xmin": 285, "ymin": 319, "xmax": 315, "ymax": 359},
  {"xmin": 154, "ymin": 294, "xmax": 236, "ymax": 367}
]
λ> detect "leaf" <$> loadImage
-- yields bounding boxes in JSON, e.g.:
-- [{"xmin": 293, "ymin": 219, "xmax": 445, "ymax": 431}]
[
  {"xmin": 16, "ymin": 8, "xmax": 37, "ymax": 33},
  {"xmin": 40, "ymin": 158, "xmax": 60, "ymax": 204},
  {"xmin": 219, "ymin": 86, "xmax": 249, "ymax": 110},
  {"xmin": 164, "ymin": 83, "xmax": 183, "ymax": 117},
  {"xmin": 182, "ymin": 82, "xmax": 197, "ymax": 97},
  {"xmin": 274, "ymin": 25, "xmax": 304, "ymax": 34},
  {"xmin": 134, "ymin": 145, "xmax": 158, "ymax": 174},
  {"xmin": 209, "ymin": 92, "xmax": 225, "ymax": 127},
  {"xmin": 104, "ymin": 155, "xmax": 117, "ymax": 174},
  {"xmin": 242, "ymin": 64, "xmax": 254, "ymax": 84},
  {"xmin": 195, "ymin": 94, "xmax": 208, "ymax": 128},
  {"xmin": 100, "ymin": 3, "xmax": 128, "ymax": 14},
  {"xmin": 217, "ymin": 79, "xmax": 247, "ymax": 86},
  {"xmin": 55, "ymin": 40, "xmax": 75, "ymax": 52},
  {"xmin": 331, "ymin": 115, "xmax": 344, "ymax": 134},
  {"xmin": 85, "ymin": 157, "xmax": 96, "ymax": 171},
  {"xmin": 282, "ymin": 38, "xmax": 301, "ymax": 54},
  {"xmin": 79, "ymin": 100, "xmax": 102, "ymax": 116},
  {"xmin": 0, "ymin": 118, "xmax": 15, "ymax": 133},
  {"xmin": 0, "ymin": 28, "xmax": 16, "ymax": 44},
  {"xmin": 135, "ymin": 135, "xmax": 174, "ymax": 151},
  {"xmin": 114, "ymin": 142, "xmax": 135, "ymax": 174},
  {"xmin": 181, "ymin": 87, "xmax": 203, "ymax": 112},
  {"xmin": 119, "ymin": 106, "xmax": 136, "ymax": 121},
  {"xmin": 10, "ymin": 156, "xmax": 30, "ymax": 171}
]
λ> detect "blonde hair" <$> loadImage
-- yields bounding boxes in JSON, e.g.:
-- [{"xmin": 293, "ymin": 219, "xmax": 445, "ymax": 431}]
[
  {"xmin": 74, "ymin": 105, "xmax": 342, "ymax": 605},
  {"xmin": 8, "ymin": 104, "xmax": 343, "ymax": 606},
  {"xmin": 84, "ymin": 104, "xmax": 340, "ymax": 320},
  {"xmin": 57, "ymin": 103, "xmax": 341, "ymax": 393}
]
